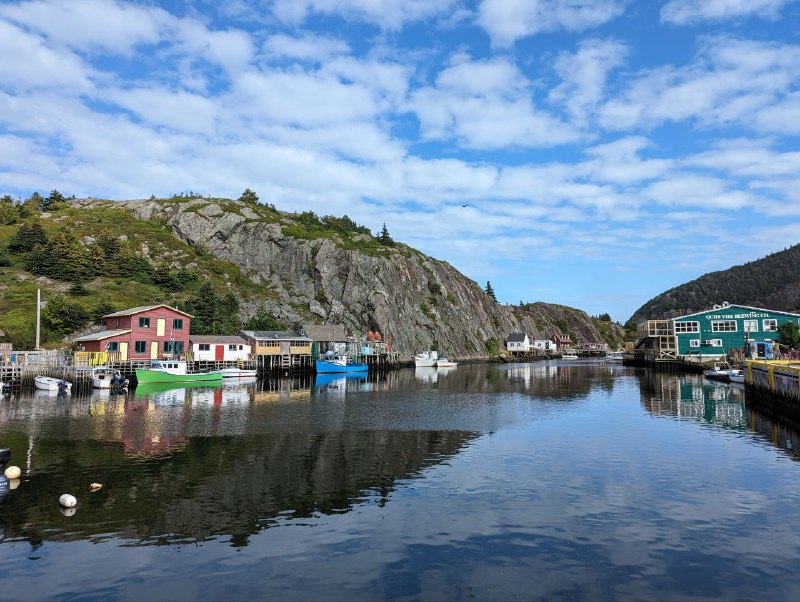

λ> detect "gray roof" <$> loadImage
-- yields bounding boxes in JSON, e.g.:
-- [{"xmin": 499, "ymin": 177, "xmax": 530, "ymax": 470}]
[
  {"xmin": 506, "ymin": 332, "xmax": 528, "ymax": 343},
  {"xmin": 74, "ymin": 329, "xmax": 132, "ymax": 342},
  {"xmin": 104, "ymin": 304, "xmax": 193, "ymax": 318},
  {"xmin": 189, "ymin": 335, "xmax": 249, "ymax": 345},
  {"xmin": 300, "ymin": 324, "xmax": 347, "ymax": 342},
  {"xmin": 238, "ymin": 330, "xmax": 311, "ymax": 342}
]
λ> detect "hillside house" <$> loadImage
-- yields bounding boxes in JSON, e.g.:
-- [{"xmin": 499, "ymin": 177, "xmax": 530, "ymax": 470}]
[
  {"xmin": 238, "ymin": 330, "xmax": 313, "ymax": 357},
  {"xmin": 299, "ymin": 324, "xmax": 348, "ymax": 355},
  {"xmin": 533, "ymin": 339, "xmax": 555, "ymax": 352},
  {"xmin": 189, "ymin": 335, "xmax": 251, "ymax": 362},
  {"xmin": 552, "ymin": 334, "xmax": 573, "ymax": 352},
  {"xmin": 74, "ymin": 305, "xmax": 192, "ymax": 360},
  {"xmin": 506, "ymin": 333, "xmax": 530, "ymax": 355}
]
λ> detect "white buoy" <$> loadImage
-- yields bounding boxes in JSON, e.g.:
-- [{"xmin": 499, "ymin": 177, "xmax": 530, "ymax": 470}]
[
  {"xmin": 4, "ymin": 465, "xmax": 20, "ymax": 479},
  {"xmin": 59, "ymin": 493, "xmax": 77, "ymax": 508}
]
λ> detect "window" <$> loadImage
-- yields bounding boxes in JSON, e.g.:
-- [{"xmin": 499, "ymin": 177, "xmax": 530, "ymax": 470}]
[
  {"xmin": 164, "ymin": 341, "xmax": 184, "ymax": 354},
  {"xmin": 763, "ymin": 319, "xmax": 778, "ymax": 332},
  {"xmin": 115, "ymin": 318, "xmax": 120, "ymax": 327},
  {"xmin": 743, "ymin": 319, "xmax": 758, "ymax": 334},
  {"xmin": 675, "ymin": 321, "xmax": 699, "ymax": 333},
  {"xmin": 134, "ymin": 341, "xmax": 146, "ymax": 353},
  {"xmin": 138, "ymin": 317, "xmax": 150, "ymax": 328},
  {"xmin": 705, "ymin": 339, "xmax": 723, "ymax": 347},
  {"xmin": 106, "ymin": 342, "xmax": 119, "ymax": 351},
  {"xmin": 689, "ymin": 339, "xmax": 700, "ymax": 348},
  {"xmin": 711, "ymin": 320, "xmax": 737, "ymax": 332},
  {"xmin": 198, "ymin": 343, "xmax": 210, "ymax": 351},
  {"xmin": 228, "ymin": 344, "xmax": 237, "ymax": 350},
  {"xmin": 173, "ymin": 318, "xmax": 184, "ymax": 330}
]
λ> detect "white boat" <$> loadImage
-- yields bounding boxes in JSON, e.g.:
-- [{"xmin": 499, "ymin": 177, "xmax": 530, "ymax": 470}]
[
  {"xmin": 605, "ymin": 353, "xmax": 624, "ymax": 363},
  {"xmin": 437, "ymin": 358, "xmax": 457, "ymax": 368},
  {"xmin": 704, "ymin": 362, "xmax": 731, "ymax": 381},
  {"xmin": 561, "ymin": 353, "xmax": 579, "ymax": 360},
  {"xmin": 415, "ymin": 351, "xmax": 438, "ymax": 367},
  {"xmin": 728, "ymin": 369, "xmax": 745, "ymax": 384},
  {"xmin": 92, "ymin": 367, "xmax": 129, "ymax": 390},
  {"xmin": 34, "ymin": 376, "xmax": 72, "ymax": 394},
  {"xmin": 213, "ymin": 367, "xmax": 258, "ymax": 378}
]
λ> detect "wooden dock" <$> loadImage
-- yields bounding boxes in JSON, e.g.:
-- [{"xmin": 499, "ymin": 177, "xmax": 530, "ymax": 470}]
[{"xmin": 743, "ymin": 360, "xmax": 800, "ymax": 415}]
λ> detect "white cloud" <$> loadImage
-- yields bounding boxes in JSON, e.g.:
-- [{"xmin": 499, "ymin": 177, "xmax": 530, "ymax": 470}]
[
  {"xmin": 102, "ymin": 87, "xmax": 218, "ymax": 135},
  {"xmin": 0, "ymin": 19, "xmax": 94, "ymax": 92},
  {"xmin": 477, "ymin": 0, "xmax": 627, "ymax": 47},
  {"xmin": 598, "ymin": 37, "xmax": 800, "ymax": 134},
  {"xmin": 642, "ymin": 174, "xmax": 756, "ymax": 209},
  {"xmin": 263, "ymin": 33, "xmax": 351, "ymax": 63},
  {"xmin": 411, "ymin": 55, "xmax": 579, "ymax": 148},
  {"xmin": 0, "ymin": 0, "xmax": 167, "ymax": 55},
  {"xmin": 661, "ymin": 0, "xmax": 795, "ymax": 24},
  {"xmin": 549, "ymin": 38, "xmax": 628, "ymax": 126},
  {"xmin": 581, "ymin": 137, "xmax": 673, "ymax": 184},
  {"xmin": 270, "ymin": 0, "xmax": 460, "ymax": 30}
]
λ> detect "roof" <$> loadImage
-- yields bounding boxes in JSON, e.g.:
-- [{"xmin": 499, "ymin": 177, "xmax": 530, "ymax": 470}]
[
  {"xmin": 300, "ymin": 324, "xmax": 347, "ymax": 342},
  {"xmin": 189, "ymin": 335, "xmax": 249, "ymax": 345},
  {"xmin": 238, "ymin": 330, "xmax": 311, "ymax": 341},
  {"xmin": 674, "ymin": 303, "xmax": 800, "ymax": 321},
  {"xmin": 104, "ymin": 304, "xmax": 194, "ymax": 318},
  {"xmin": 74, "ymin": 329, "xmax": 132, "ymax": 342},
  {"xmin": 553, "ymin": 334, "xmax": 573, "ymax": 342},
  {"xmin": 506, "ymin": 332, "xmax": 528, "ymax": 342}
]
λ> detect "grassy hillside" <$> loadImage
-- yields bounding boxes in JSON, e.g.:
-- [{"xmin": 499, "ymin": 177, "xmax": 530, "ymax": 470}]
[
  {"xmin": 0, "ymin": 198, "xmax": 265, "ymax": 349},
  {"xmin": 627, "ymin": 243, "xmax": 800, "ymax": 326}
]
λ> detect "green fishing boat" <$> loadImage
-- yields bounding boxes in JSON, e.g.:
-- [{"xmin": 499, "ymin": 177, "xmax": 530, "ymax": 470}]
[{"xmin": 135, "ymin": 360, "xmax": 222, "ymax": 384}]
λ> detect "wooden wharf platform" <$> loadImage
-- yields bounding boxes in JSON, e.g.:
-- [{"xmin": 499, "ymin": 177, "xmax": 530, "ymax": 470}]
[{"xmin": 742, "ymin": 360, "xmax": 800, "ymax": 417}]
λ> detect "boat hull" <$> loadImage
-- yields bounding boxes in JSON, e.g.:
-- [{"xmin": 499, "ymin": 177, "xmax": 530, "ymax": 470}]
[
  {"xmin": 315, "ymin": 360, "xmax": 368, "ymax": 374},
  {"xmin": 214, "ymin": 368, "xmax": 258, "ymax": 378},
  {"xmin": 34, "ymin": 376, "xmax": 72, "ymax": 393},
  {"xmin": 135, "ymin": 369, "xmax": 223, "ymax": 384}
]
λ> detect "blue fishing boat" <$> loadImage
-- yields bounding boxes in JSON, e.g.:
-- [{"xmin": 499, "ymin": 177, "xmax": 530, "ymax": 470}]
[{"xmin": 315, "ymin": 355, "xmax": 368, "ymax": 374}]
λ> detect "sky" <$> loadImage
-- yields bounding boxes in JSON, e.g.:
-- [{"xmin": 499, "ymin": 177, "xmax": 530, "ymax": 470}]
[{"xmin": 1, "ymin": 0, "xmax": 800, "ymax": 323}]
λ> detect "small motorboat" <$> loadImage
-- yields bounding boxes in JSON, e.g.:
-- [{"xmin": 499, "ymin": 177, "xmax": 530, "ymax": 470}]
[
  {"xmin": 34, "ymin": 376, "xmax": 72, "ymax": 394},
  {"xmin": 213, "ymin": 367, "xmax": 258, "ymax": 378},
  {"xmin": 561, "ymin": 353, "xmax": 579, "ymax": 360},
  {"xmin": 92, "ymin": 367, "xmax": 129, "ymax": 390},
  {"xmin": 437, "ymin": 358, "xmax": 457, "ymax": 368},
  {"xmin": 728, "ymin": 369, "xmax": 745, "ymax": 384},
  {"xmin": 704, "ymin": 362, "xmax": 731, "ymax": 381}
]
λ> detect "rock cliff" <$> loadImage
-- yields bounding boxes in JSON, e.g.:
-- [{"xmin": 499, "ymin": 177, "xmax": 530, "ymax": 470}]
[{"xmin": 71, "ymin": 197, "xmax": 623, "ymax": 356}]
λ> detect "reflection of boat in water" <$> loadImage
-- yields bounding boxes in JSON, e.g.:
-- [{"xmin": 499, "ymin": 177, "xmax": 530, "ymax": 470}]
[
  {"xmin": 414, "ymin": 366, "xmax": 438, "ymax": 383},
  {"xmin": 313, "ymin": 372, "xmax": 368, "ymax": 391},
  {"xmin": 135, "ymin": 380, "xmax": 222, "ymax": 397}
]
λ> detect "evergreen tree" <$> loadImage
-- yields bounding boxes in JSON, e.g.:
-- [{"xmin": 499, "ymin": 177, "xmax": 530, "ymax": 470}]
[
  {"xmin": 485, "ymin": 281, "xmax": 497, "ymax": 303},
  {"xmin": 778, "ymin": 322, "xmax": 800, "ymax": 349},
  {"xmin": 245, "ymin": 305, "xmax": 284, "ymax": 331},
  {"xmin": 378, "ymin": 223, "xmax": 395, "ymax": 246},
  {"xmin": 41, "ymin": 189, "xmax": 67, "ymax": 211},
  {"xmin": 8, "ymin": 220, "xmax": 48, "ymax": 252},
  {"xmin": 41, "ymin": 293, "xmax": 89, "ymax": 340},
  {"xmin": 238, "ymin": 188, "xmax": 259, "ymax": 204}
]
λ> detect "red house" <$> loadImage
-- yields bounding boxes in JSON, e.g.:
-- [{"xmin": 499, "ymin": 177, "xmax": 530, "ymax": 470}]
[{"xmin": 74, "ymin": 305, "xmax": 192, "ymax": 360}]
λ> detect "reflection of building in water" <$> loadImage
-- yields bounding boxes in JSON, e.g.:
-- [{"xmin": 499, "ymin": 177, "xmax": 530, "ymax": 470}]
[{"xmin": 640, "ymin": 373, "xmax": 745, "ymax": 427}]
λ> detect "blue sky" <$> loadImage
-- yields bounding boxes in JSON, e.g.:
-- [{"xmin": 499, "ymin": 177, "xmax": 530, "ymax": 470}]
[{"xmin": 1, "ymin": 0, "xmax": 799, "ymax": 323}]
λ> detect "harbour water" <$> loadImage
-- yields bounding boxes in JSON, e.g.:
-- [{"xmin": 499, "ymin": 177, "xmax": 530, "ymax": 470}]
[{"xmin": 2, "ymin": 361, "xmax": 800, "ymax": 600}]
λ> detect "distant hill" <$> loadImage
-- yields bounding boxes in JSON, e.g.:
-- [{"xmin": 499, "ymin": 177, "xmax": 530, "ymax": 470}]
[
  {"xmin": 0, "ymin": 196, "xmax": 625, "ymax": 354},
  {"xmin": 627, "ymin": 243, "xmax": 800, "ymax": 326}
]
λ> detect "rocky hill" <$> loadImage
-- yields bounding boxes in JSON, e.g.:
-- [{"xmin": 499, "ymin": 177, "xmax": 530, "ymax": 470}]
[
  {"xmin": 1, "ymin": 196, "xmax": 624, "ymax": 355},
  {"xmin": 627, "ymin": 243, "xmax": 800, "ymax": 326}
]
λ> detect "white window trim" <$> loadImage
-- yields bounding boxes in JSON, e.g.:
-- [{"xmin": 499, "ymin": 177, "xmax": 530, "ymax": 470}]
[
  {"xmin": 711, "ymin": 320, "xmax": 737, "ymax": 333},
  {"xmin": 763, "ymin": 319, "xmax": 778, "ymax": 332},
  {"xmin": 689, "ymin": 339, "xmax": 700, "ymax": 348},
  {"xmin": 675, "ymin": 321, "xmax": 700, "ymax": 333}
]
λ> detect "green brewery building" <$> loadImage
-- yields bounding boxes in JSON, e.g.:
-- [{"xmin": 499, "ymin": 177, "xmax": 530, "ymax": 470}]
[{"xmin": 637, "ymin": 303, "xmax": 800, "ymax": 362}]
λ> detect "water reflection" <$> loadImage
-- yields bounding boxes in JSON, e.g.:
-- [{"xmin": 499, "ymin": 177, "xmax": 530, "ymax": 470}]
[{"xmin": 640, "ymin": 372, "xmax": 746, "ymax": 427}]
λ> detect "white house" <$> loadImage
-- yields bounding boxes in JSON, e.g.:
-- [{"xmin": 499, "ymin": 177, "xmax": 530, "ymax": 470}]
[
  {"xmin": 506, "ymin": 332, "xmax": 530, "ymax": 355},
  {"xmin": 189, "ymin": 335, "xmax": 251, "ymax": 361},
  {"xmin": 533, "ymin": 339, "xmax": 555, "ymax": 352}
]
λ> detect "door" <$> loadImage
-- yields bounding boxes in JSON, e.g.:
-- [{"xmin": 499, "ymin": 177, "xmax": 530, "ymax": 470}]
[
  {"xmin": 280, "ymin": 341, "xmax": 290, "ymax": 354},
  {"xmin": 120, "ymin": 342, "xmax": 128, "ymax": 361},
  {"xmin": 157, "ymin": 318, "xmax": 166, "ymax": 336},
  {"xmin": 215, "ymin": 344, "xmax": 224, "ymax": 361},
  {"xmin": 150, "ymin": 341, "xmax": 159, "ymax": 359}
]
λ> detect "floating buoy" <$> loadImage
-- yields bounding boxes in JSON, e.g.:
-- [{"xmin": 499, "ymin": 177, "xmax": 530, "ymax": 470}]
[
  {"xmin": 59, "ymin": 493, "xmax": 77, "ymax": 508},
  {"xmin": 4, "ymin": 465, "xmax": 20, "ymax": 479},
  {"xmin": 90, "ymin": 483, "xmax": 102, "ymax": 492}
]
